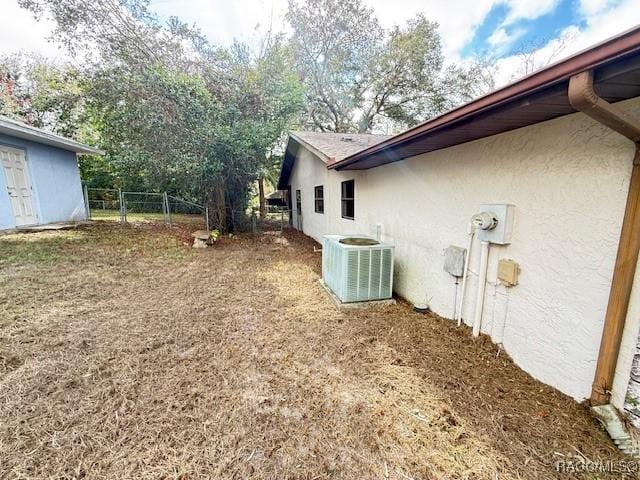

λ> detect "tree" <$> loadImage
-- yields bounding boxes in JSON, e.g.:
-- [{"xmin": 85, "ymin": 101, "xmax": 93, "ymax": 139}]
[
  {"xmin": 18, "ymin": 0, "xmax": 304, "ymax": 233},
  {"xmin": 202, "ymin": 39, "xmax": 304, "ymax": 230},
  {"xmin": 287, "ymin": 0, "xmax": 491, "ymax": 132},
  {"xmin": 0, "ymin": 54, "xmax": 85, "ymax": 137},
  {"xmin": 511, "ymin": 31, "xmax": 576, "ymax": 81},
  {"xmin": 85, "ymin": 65, "xmax": 220, "ymax": 195},
  {"xmin": 441, "ymin": 56, "xmax": 497, "ymax": 110},
  {"xmin": 287, "ymin": 0, "xmax": 381, "ymax": 132},
  {"xmin": 18, "ymin": 0, "xmax": 185, "ymax": 67}
]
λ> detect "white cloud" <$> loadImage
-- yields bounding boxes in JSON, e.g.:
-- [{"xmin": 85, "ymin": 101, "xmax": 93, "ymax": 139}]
[
  {"xmin": 503, "ymin": 0, "xmax": 561, "ymax": 24},
  {"xmin": 579, "ymin": 0, "xmax": 615, "ymax": 16},
  {"xmin": 487, "ymin": 26, "xmax": 525, "ymax": 51},
  {"xmin": 488, "ymin": 28, "xmax": 510, "ymax": 47},
  {"xmin": 494, "ymin": 0, "xmax": 640, "ymax": 86},
  {"xmin": 483, "ymin": 0, "xmax": 561, "ymax": 61},
  {"xmin": 0, "ymin": 1, "xmax": 64, "ymax": 59},
  {"xmin": 365, "ymin": 0, "xmax": 499, "ymax": 61}
]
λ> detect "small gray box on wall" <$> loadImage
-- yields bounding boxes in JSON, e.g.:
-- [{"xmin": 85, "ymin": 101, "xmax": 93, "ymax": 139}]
[{"xmin": 444, "ymin": 245, "xmax": 466, "ymax": 277}]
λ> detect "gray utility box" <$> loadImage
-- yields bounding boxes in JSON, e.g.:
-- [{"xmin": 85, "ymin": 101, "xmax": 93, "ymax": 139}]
[{"xmin": 444, "ymin": 245, "xmax": 466, "ymax": 277}]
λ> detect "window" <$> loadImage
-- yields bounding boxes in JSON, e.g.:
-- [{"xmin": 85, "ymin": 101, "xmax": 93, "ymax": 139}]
[
  {"xmin": 314, "ymin": 185, "xmax": 324, "ymax": 214},
  {"xmin": 341, "ymin": 180, "xmax": 354, "ymax": 220}
]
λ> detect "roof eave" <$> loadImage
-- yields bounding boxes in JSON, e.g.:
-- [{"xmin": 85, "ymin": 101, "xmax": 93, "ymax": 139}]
[
  {"xmin": 289, "ymin": 132, "xmax": 332, "ymax": 163},
  {"xmin": 0, "ymin": 122, "xmax": 103, "ymax": 155},
  {"xmin": 331, "ymin": 25, "xmax": 640, "ymax": 170},
  {"xmin": 277, "ymin": 133, "xmax": 337, "ymax": 190}
]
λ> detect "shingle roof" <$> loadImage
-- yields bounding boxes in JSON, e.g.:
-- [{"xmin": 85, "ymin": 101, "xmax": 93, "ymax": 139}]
[
  {"xmin": 291, "ymin": 131, "xmax": 392, "ymax": 163},
  {"xmin": 277, "ymin": 131, "xmax": 391, "ymax": 189}
]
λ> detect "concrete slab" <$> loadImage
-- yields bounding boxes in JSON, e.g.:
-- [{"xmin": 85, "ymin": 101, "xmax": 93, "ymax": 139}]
[
  {"xmin": 1, "ymin": 221, "xmax": 88, "ymax": 235},
  {"xmin": 318, "ymin": 279, "xmax": 396, "ymax": 310},
  {"xmin": 19, "ymin": 222, "xmax": 87, "ymax": 231}
]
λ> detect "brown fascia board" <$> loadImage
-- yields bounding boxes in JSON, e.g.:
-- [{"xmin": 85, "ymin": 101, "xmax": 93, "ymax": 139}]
[{"xmin": 329, "ymin": 25, "xmax": 640, "ymax": 170}]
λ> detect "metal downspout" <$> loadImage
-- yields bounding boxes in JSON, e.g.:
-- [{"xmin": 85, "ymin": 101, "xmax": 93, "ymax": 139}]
[{"xmin": 568, "ymin": 70, "xmax": 640, "ymax": 407}]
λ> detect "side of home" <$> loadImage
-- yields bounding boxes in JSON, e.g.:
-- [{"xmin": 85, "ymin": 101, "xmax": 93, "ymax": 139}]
[
  {"xmin": 0, "ymin": 116, "xmax": 101, "ymax": 230},
  {"xmin": 278, "ymin": 29, "xmax": 640, "ymax": 435},
  {"xmin": 287, "ymin": 136, "xmax": 370, "ymax": 241},
  {"xmin": 284, "ymin": 102, "xmax": 639, "ymax": 405}
]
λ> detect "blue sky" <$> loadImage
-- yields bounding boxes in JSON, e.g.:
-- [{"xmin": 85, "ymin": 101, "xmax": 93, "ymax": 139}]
[
  {"xmin": 462, "ymin": 0, "xmax": 580, "ymax": 57},
  {"xmin": 2, "ymin": 0, "xmax": 640, "ymax": 86}
]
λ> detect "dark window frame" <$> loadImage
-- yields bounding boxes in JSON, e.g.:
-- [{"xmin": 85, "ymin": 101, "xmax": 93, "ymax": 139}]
[
  {"xmin": 314, "ymin": 185, "xmax": 324, "ymax": 214},
  {"xmin": 341, "ymin": 179, "xmax": 355, "ymax": 220}
]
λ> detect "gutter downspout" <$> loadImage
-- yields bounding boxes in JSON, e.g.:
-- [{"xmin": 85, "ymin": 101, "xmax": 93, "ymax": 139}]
[
  {"xmin": 569, "ymin": 70, "xmax": 640, "ymax": 458},
  {"xmin": 568, "ymin": 70, "xmax": 640, "ymax": 408}
]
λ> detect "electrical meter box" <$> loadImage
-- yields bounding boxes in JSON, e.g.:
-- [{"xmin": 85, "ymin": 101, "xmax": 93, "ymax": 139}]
[{"xmin": 476, "ymin": 204, "xmax": 515, "ymax": 245}]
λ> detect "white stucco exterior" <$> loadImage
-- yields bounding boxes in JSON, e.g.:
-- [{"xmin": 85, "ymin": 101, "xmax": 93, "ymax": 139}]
[{"xmin": 286, "ymin": 98, "xmax": 640, "ymax": 405}]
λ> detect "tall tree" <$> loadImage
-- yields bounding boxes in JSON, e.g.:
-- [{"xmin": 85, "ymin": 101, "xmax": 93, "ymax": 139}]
[
  {"xmin": 0, "ymin": 54, "xmax": 85, "ymax": 137},
  {"xmin": 288, "ymin": 0, "xmax": 494, "ymax": 133},
  {"xmin": 18, "ymin": 0, "xmax": 304, "ymax": 232}
]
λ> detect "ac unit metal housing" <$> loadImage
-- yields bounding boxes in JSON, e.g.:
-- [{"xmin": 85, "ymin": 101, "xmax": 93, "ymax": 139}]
[{"xmin": 322, "ymin": 235, "xmax": 394, "ymax": 303}]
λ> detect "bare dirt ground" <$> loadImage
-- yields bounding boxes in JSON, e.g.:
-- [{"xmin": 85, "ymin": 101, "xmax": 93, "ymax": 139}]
[{"xmin": 0, "ymin": 222, "xmax": 633, "ymax": 479}]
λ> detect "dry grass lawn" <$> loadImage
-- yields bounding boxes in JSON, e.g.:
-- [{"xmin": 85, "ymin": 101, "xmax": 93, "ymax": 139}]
[{"xmin": 0, "ymin": 222, "xmax": 632, "ymax": 479}]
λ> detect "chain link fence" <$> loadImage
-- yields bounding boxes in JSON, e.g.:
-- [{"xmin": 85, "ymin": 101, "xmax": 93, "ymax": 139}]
[{"xmin": 84, "ymin": 186, "xmax": 208, "ymax": 230}]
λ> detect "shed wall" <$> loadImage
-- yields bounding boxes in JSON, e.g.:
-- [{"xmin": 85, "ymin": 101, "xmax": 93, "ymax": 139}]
[
  {"xmin": 0, "ymin": 133, "xmax": 86, "ymax": 229},
  {"xmin": 287, "ymin": 97, "xmax": 640, "ymax": 404}
]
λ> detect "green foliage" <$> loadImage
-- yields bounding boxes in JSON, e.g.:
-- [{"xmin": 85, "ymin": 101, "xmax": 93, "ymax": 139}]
[
  {"xmin": 0, "ymin": 54, "xmax": 85, "ymax": 136},
  {"xmin": 86, "ymin": 64, "xmax": 220, "ymax": 196},
  {"xmin": 14, "ymin": 0, "xmax": 304, "ymax": 232},
  {"xmin": 11, "ymin": 0, "xmax": 496, "ymax": 230}
]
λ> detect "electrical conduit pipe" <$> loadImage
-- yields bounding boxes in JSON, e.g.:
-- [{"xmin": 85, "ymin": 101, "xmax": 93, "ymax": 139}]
[
  {"xmin": 456, "ymin": 222, "xmax": 475, "ymax": 326},
  {"xmin": 473, "ymin": 241, "xmax": 491, "ymax": 337}
]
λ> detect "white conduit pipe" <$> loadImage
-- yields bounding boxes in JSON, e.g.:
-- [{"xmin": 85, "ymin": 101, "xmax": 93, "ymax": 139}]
[
  {"xmin": 456, "ymin": 222, "xmax": 475, "ymax": 326},
  {"xmin": 472, "ymin": 240, "xmax": 491, "ymax": 337}
]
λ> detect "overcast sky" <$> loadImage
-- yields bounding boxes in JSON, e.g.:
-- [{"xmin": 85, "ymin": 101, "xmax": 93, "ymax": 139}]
[{"xmin": 2, "ymin": 0, "xmax": 640, "ymax": 86}]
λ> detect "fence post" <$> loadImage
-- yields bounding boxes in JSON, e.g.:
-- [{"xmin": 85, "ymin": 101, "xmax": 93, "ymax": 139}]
[
  {"xmin": 205, "ymin": 206, "xmax": 210, "ymax": 232},
  {"xmin": 163, "ymin": 192, "xmax": 172, "ymax": 226},
  {"xmin": 162, "ymin": 192, "xmax": 169, "ymax": 224},
  {"xmin": 119, "ymin": 189, "xmax": 126, "ymax": 223},
  {"xmin": 280, "ymin": 207, "xmax": 284, "ymax": 233},
  {"xmin": 83, "ymin": 184, "xmax": 91, "ymax": 220}
]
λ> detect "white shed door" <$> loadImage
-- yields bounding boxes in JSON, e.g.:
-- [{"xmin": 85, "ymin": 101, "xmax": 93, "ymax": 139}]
[{"xmin": 1, "ymin": 146, "xmax": 37, "ymax": 226}]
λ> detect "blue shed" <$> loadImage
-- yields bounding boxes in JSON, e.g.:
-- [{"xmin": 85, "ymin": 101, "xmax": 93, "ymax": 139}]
[{"xmin": 0, "ymin": 116, "xmax": 102, "ymax": 230}]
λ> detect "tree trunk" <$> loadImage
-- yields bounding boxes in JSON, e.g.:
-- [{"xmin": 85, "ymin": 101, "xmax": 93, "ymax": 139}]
[
  {"xmin": 258, "ymin": 177, "xmax": 266, "ymax": 219},
  {"xmin": 207, "ymin": 178, "xmax": 227, "ymax": 233}
]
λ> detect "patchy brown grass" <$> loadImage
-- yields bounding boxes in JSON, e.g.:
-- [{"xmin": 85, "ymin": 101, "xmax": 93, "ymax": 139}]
[{"xmin": 0, "ymin": 222, "xmax": 632, "ymax": 479}]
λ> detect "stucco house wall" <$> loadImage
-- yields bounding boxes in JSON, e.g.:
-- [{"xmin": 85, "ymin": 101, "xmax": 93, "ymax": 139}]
[
  {"xmin": 287, "ymin": 98, "xmax": 640, "ymax": 406},
  {"xmin": 289, "ymin": 147, "xmax": 368, "ymax": 240},
  {"xmin": 0, "ymin": 133, "xmax": 86, "ymax": 230}
]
